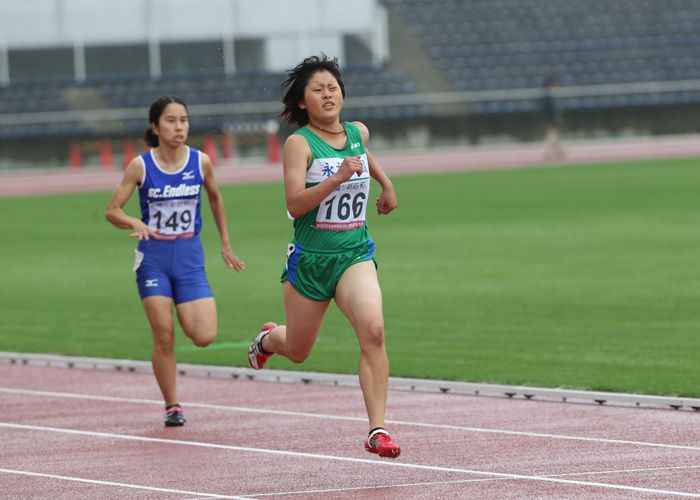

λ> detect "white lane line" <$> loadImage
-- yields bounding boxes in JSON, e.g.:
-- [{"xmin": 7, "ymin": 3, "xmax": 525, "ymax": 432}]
[
  {"xmin": 2, "ymin": 387, "xmax": 699, "ymax": 452},
  {"xmin": 240, "ymin": 465, "xmax": 700, "ymax": 498},
  {"xmin": 0, "ymin": 387, "xmax": 162, "ymax": 405},
  {"xmin": 0, "ymin": 438, "xmax": 483, "ymax": 500},
  {"xmin": 0, "ymin": 468, "xmax": 250, "ymax": 499},
  {"xmin": 245, "ymin": 478, "xmax": 506, "ymax": 497},
  {"xmin": 387, "ymin": 419, "xmax": 700, "ymax": 451},
  {"xmin": 2, "ymin": 423, "xmax": 700, "ymax": 498}
]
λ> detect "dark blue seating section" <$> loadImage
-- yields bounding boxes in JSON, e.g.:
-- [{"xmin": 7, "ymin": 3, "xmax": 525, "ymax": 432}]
[
  {"xmin": 98, "ymin": 69, "xmax": 423, "ymax": 119},
  {"xmin": 97, "ymin": 71, "xmax": 280, "ymax": 109},
  {"xmin": 388, "ymin": 0, "xmax": 700, "ymax": 112},
  {"xmin": 0, "ymin": 85, "xmax": 70, "ymax": 114},
  {"xmin": 0, "ymin": 66, "xmax": 426, "ymax": 138}
]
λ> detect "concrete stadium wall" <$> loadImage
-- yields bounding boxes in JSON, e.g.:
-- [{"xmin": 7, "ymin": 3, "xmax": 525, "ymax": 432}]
[{"xmin": 0, "ymin": 0, "xmax": 383, "ymax": 73}]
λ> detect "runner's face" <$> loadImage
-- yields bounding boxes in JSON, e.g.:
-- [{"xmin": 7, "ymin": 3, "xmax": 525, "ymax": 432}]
[
  {"xmin": 153, "ymin": 103, "xmax": 189, "ymax": 147},
  {"xmin": 300, "ymin": 70, "xmax": 343, "ymax": 121}
]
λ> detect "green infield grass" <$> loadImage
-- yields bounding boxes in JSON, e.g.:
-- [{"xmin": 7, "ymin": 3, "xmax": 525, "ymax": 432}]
[{"xmin": 2, "ymin": 156, "xmax": 699, "ymax": 397}]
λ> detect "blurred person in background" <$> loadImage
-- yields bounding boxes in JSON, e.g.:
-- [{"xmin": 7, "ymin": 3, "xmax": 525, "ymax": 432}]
[
  {"xmin": 542, "ymin": 77, "xmax": 565, "ymax": 161},
  {"xmin": 247, "ymin": 54, "xmax": 401, "ymax": 458},
  {"xmin": 106, "ymin": 96, "xmax": 245, "ymax": 426}
]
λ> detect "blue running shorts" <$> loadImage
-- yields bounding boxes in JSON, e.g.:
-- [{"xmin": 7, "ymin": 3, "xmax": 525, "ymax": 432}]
[{"xmin": 134, "ymin": 234, "xmax": 213, "ymax": 304}]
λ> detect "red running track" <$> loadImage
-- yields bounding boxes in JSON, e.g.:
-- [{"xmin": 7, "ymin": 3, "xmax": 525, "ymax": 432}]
[
  {"xmin": 2, "ymin": 361, "xmax": 700, "ymax": 499},
  {"xmin": 1, "ymin": 134, "xmax": 699, "ymax": 198}
]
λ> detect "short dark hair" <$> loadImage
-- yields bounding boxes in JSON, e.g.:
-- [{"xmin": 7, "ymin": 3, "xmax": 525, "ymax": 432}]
[
  {"xmin": 279, "ymin": 53, "xmax": 345, "ymax": 128},
  {"xmin": 142, "ymin": 96, "xmax": 188, "ymax": 147}
]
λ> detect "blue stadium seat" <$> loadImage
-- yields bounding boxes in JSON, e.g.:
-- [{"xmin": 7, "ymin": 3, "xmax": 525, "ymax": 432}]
[{"xmin": 394, "ymin": 0, "xmax": 700, "ymax": 103}]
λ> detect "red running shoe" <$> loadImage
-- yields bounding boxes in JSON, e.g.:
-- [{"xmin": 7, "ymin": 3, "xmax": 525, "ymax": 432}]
[
  {"xmin": 365, "ymin": 428, "xmax": 401, "ymax": 458},
  {"xmin": 248, "ymin": 322, "xmax": 276, "ymax": 370}
]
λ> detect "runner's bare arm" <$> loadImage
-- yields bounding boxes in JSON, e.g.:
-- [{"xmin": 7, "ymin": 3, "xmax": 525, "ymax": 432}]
[
  {"xmin": 105, "ymin": 158, "xmax": 158, "ymax": 240},
  {"xmin": 353, "ymin": 121, "xmax": 397, "ymax": 216},
  {"xmin": 201, "ymin": 153, "xmax": 245, "ymax": 271}
]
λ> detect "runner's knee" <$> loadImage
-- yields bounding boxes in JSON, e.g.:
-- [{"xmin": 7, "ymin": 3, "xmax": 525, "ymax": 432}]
[
  {"xmin": 189, "ymin": 328, "xmax": 216, "ymax": 348},
  {"xmin": 358, "ymin": 318, "xmax": 385, "ymax": 350},
  {"xmin": 286, "ymin": 343, "xmax": 313, "ymax": 364},
  {"xmin": 152, "ymin": 328, "xmax": 176, "ymax": 351},
  {"xmin": 287, "ymin": 350, "xmax": 311, "ymax": 364}
]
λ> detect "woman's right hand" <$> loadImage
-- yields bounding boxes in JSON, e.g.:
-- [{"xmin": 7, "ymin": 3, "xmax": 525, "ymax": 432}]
[
  {"xmin": 129, "ymin": 219, "xmax": 159, "ymax": 240},
  {"xmin": 335, "ymin": 155, "xmax": 363, "ymax": 182}
]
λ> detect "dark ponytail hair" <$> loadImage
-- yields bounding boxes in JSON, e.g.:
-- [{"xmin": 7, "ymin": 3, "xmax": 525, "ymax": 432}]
[
  {"xmin": 142, "ymin": 96, "xmax": 188, "ymax": 147},
  {"xmin": 279, "ymin": 53, "xmax": 345, "ymax": 128}
]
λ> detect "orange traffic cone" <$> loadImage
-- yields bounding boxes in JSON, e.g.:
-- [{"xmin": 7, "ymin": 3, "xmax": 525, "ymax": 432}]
[
  {"xmin": 221, "ymin": 133, "xmax": 234, "ymax": 161},
  {"xmin": 267, "ymin": 131, "xmax": 280, "ymax": 163},
  {"xmin": 123, "ymin": 138, "xmax": 136, "ymax": 169},
  {"xmin": 204, "ymin": 134, "xmax": 217, "ymax": 166},
  {"xmin": 70, "ymin": 141, "xmax": 83, "ymax": 170},
  {"xmin": 100, "ymin": 139, "xmax": 113, "ymax": 171}
]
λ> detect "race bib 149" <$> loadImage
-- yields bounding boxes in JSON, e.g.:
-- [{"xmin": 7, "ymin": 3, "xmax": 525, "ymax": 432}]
[{"xmin": 148, "ymin": 198, "xmax": 197, "ymax": 239}]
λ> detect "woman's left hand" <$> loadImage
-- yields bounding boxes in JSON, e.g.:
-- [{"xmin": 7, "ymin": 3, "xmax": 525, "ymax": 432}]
[
  {"xmin": 222, "ymin": 246, "xmax": 245, "ymax": 271},
  {"xmin": 376, "ymin": 187, "xmax": 398, "ymax": 216}
]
